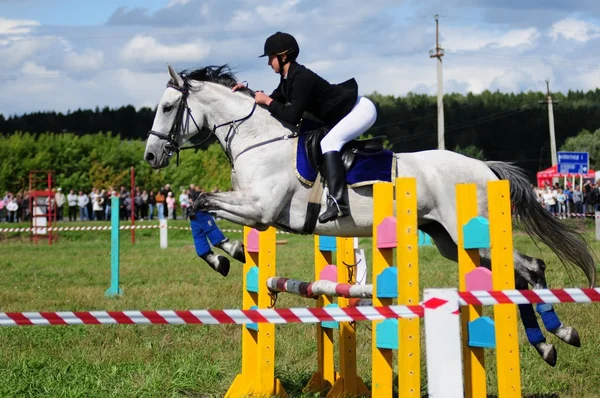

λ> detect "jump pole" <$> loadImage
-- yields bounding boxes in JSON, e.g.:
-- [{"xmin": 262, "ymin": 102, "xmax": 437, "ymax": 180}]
[
  {"xmin": 487, "ymin": 180, "xmax": 522, "ymax": 396},
  {"xmin": 456, "ymin": 183, "xmax": 486, "ymax": 397},
  {"xmin": 226, "ymin": 226, "xmax": 286, "ymax": 397},
  {"xmin": 371, "ymin": 178, "xmax": 421, "ymax": 396},
  {"xmin": 105, "ymin": 195, "xmax": 123, "ymax": 297},
  {"xmin": 395, "ymin": 178, "xmax": 421, "ymax": 396},
  {"xmin": 303, "ymin": 235, "xmax": 337, "ymax": 393},
  {"xmin": 330, "ymin": 236, "xmax": 369, "ymax": 397},
  {"xmin": 303, "ymin": 234, "xmax": 368, "ymax": 397},
  {"xmin": 437, "ymin": 180, "xmax": 522, "ymax": 397}
]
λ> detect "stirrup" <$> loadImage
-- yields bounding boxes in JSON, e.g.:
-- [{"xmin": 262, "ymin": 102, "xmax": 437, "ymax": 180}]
[{"xmin": 326, "ymin": 195, "xmax": 344, "ymax": 217}]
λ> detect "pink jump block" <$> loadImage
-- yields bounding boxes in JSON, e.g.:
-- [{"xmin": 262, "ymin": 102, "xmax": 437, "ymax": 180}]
[
  {"xmin": 377, "ymin": 216, "xmax": 397, "ymax": 249},
  {"xmin": 464, "ymin": 267, "xmax": 493, "ymax": 291},
  {"xmin": 246, "ymin": 229, "xmax": 260, "ymax": 253},
  {"xmin": 319, "ymin": 264, "xmax": 338, "ymax": 282}
]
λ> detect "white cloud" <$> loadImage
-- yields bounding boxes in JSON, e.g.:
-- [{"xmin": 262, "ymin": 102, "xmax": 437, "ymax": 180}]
[
  {"xmin": 254, "ymin": 0, "xmax": 301, "ymax": 26},
  {"xmin": 549, "ymin": 18, "xmax": 600, "ymax": 42},
  {"xmin": 64, "ymin": 49, "xmax": 104, "ymax": 71},
  {"xmin": 444, "ymin": 27, "xmax": 539, "ymax": 51},
  {"xmin": 0, "ymin": 38, "xmax": 48, "ymax": 69},
  {"xmin": 115, "ymin": 68, "xmax": 166, "ymax": 109},
  {"xmin": 559, "ymin": 68, "xmax": 600, "ymax": 92},
  {"xmin": 120, "ymin": 35, "xmax": 211, "ymax": 63},
  {"xmin": 305, "ymin": 60, "xmax": 335, "ymax": 72},
  {"xmin": 0, "ymin": 67, "xmax": 164, "ymax": 115},
  {"xmin": 489, "ymin": 69, "xmax": 537, "ymax": 93},
  {"xmin": 2, "ymin": 1, "xmax": 600, "ymax": 117},
  {"xmin": 0, "ymin": 17, "xmax": 39, "ymax": 35},
  {"xmin": 167, "ymin": 0, "xmax": 192, "ymax": 7},
  {"xmin": 20, "ymin": 62, "xmax": 60, "ymax": 78}
]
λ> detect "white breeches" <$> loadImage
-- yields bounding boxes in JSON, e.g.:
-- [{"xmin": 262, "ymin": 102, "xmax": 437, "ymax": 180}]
[{"xmin": 320, "ymin": 95, "xmax": 377, "ymax": 153}]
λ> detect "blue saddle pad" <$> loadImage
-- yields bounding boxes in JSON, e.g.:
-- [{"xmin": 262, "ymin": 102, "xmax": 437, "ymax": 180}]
[{"xmin": 294, "ymin": 134, "xmax": 396, "ymax": 188}]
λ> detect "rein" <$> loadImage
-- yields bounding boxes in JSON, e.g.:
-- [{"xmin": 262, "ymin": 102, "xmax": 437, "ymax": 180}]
[{"xmin": 148, "ymin": 81, "xmax": 299, "ymax": 167}]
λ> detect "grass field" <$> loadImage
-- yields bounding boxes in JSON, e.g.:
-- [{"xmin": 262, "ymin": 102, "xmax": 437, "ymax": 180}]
[{"xmin": 0, "ymin": 217, "xmax": 599, "ymax": 398}]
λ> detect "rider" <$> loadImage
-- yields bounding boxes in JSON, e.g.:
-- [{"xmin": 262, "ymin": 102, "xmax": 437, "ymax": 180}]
[
  {"xmin": 189, "ymin": 209, "xmax": 245, "ymax": 277},
  {"xmin": 232, "ymin": 31, "xmax": 377, "ymax": 223}
]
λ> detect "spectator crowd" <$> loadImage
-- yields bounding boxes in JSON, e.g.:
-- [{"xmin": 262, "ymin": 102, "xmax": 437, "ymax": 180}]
[
  {"xmin": 0, "ymin": 184, "xmax": 222, "ymax": 223},
  {"xmin": 3, "ymin": 180, "xmax": 599, "ymax": 223},
  {"xmin": 533, "ymin": 181, "xmax": 600, "ymax": 218}
]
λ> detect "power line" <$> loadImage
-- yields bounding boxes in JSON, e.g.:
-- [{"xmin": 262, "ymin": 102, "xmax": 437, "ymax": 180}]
[
  {"xmin": 449, "ymin": 49, "xmax": 600, "ymax": 69},
  {"xmin": 372, "ymin": 103, "xmax": 538, "ymax": 146},
  {"xmin": 438, "ymin": 13, "xmax": 600, "ymax": 37},
  {"xmin": 0, "ymin": 14, "xmax": 432, "ymax": 44}
]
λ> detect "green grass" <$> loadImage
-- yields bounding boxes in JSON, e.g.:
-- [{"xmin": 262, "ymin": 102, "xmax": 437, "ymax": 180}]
[{"xmin": 1, "ymin": 218, "xmax": 599, "ymax": 397}]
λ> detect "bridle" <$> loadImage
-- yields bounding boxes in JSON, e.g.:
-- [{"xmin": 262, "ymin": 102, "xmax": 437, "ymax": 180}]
[
  {"xmin": 147, "ymin": 81, "xmax": 258, "ymax": 166},
  {"xmin": 147, "ymin": 79, "xmax": 298, "ymax": 167}
]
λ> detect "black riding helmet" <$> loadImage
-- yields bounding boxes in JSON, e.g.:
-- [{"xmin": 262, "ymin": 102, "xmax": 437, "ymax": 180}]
[{"xmin": 259, "ymin": 32, "xmax": 299, "ymax": 76}]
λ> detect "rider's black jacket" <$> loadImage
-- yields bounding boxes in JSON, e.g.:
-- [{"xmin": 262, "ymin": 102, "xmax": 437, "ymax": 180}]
[{"xmin": 267, "ymin": 62, "xmax": 358, "ymax": 128}]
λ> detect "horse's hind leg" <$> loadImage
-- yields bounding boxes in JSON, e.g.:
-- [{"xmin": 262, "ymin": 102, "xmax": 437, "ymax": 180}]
[
  {"xmin": 514, "ymin": 273, "xmax": 557, "ymax": 366},
  {"xmin": 475, "ymin": 249, "xmax": 555, "ymax": 366},
  {"xmin": 514, "ymin": 252, "xmax": 581, "ymax": 350},
  {"xmin": 421, "ymin": 222, "xmax": 578, "ymax": 366}
]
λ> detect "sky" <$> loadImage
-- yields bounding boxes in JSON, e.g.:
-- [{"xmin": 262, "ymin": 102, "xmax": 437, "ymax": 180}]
[{"xmin": 1, "ymin": 0, "xmax": 600, "ymax": 116}]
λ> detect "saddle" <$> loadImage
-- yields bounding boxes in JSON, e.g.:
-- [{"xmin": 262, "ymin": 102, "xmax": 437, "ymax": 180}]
[{"xmin": 299, "ymin": 117, "xmax": 387, "ymax": 174}]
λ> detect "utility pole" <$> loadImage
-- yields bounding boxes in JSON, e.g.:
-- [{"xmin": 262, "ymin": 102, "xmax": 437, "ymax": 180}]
[
  {"xmin": 541, "ymin": 80, "xmax": 558, "ymax": 166},
  {"xmin": 430, "ymin": 14, "xmax": 445, "ymax": 150}
]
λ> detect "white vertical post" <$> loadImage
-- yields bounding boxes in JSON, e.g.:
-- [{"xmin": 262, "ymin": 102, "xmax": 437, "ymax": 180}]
[
  {"xmin": 424, "ymin": 288, "xmax": 464, "ymax": 398},
  {"xmin": 353, "ymin": 237, "xmax": 367, "ymax": 285},
  {"xmin": 160, "ymin": 219, "xmax": 168, "ymax": 249}
]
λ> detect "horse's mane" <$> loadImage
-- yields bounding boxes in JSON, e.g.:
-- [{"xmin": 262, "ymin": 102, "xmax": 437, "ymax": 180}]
[{"xmin": 179, "ymin": 65, "xmax": 253, "ymax": 97}]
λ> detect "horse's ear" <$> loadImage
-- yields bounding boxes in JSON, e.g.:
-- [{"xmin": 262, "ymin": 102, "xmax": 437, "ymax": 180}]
[{"xmin": 167, "ymin": 64, "xmax": 184, "ymax": 88}]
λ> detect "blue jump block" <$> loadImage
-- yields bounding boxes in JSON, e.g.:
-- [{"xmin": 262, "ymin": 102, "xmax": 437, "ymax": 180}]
[
  {"xmin": 418, "ymin": 230, "xmax": 433, "ymax": 246},
  {"xmin": 463, "ymin": 216, "xmax": 490, "ymax": 249},
  {"xmin": 318, "ymin": 236, "xmax": 337, "ymax": 252},
  {"xmin": 247, "ymin": 305, "xmax": 258, "ymax": 331},
  {"xmin": 376, "ymin": 319, "xmax": 398, "ymax": 349},
  {"xmin": 321, "ymin": 304, "xmax": 339, "ymax": 330},
  {"xmin": 468, "ymin": 316, "xmax": 496, "ymax": 348},
  {"xmin": 376, "ymin": 267, "xmax": 398, "ymax": 298},
  {"xmin": 246, "ymin": 266, "xmax": 259, "ymax": 293}
]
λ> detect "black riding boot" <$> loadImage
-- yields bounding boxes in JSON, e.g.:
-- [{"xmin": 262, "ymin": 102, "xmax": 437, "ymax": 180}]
[{"xmin": 318, "ymin": 151, "xmax": 350, "ymax": 223}]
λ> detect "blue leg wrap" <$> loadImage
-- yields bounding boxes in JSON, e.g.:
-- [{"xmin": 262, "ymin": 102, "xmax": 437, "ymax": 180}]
[
  {"xmin": 526, "ymin": 328, "xmax": 545, "ymax": 345},
  {"xmin": 190, "ymin": 214, "xmax": 217, "ymax": 257},
  {"xmin": 519, "ymin": 304, "xmax": 545, "ymax": 345},
  {"xmin": 536, "ymin": 303, "xmax": 561, "ymax": 332}
]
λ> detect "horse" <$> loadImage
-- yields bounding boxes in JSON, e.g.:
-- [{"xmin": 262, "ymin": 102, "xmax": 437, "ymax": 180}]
[{"xmin": 144, "ymin": 64, "xmax": 597, "ymax": 366}]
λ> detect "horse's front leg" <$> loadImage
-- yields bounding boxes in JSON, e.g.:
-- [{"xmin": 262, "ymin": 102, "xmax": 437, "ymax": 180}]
[
  {"xmin": 208, "ymin": 210, "xmax": 270, "ymax": 231},
  {"xmin": 193, "ymin": 190, "xmax": 285, "ymax": 226}
]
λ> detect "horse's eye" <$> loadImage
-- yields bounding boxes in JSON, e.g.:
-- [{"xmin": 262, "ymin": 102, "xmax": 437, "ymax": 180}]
[{"xmin": 163, "ymin": 104, "xmax": 174, "ymax": 113}]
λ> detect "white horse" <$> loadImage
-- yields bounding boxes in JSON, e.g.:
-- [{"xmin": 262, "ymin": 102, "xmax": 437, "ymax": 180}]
[{"xmin": 144, "ymin": 64, "xmax": 596, "ymax": 366}]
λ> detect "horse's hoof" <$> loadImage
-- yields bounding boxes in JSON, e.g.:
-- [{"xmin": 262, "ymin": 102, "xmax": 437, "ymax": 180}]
[
  {"xmin": 534, "ymin": 342, "xmax": 557, "ymax": 367},
  {"xmin": 203, "ymin": 253, "xmax": 230, "ymax": 277},
  {"xmin": 219, "ymin": 240, "xmax": 246, "ymax": 263},
  {"xmin": 554, "ymin": 325, "xmax": 581, "ymax": 348}
]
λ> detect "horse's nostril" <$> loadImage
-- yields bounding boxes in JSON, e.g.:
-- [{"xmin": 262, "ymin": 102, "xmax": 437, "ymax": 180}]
[{"xmin": 145, "ymin": 153, "xmax": 155, "ymax": 162}]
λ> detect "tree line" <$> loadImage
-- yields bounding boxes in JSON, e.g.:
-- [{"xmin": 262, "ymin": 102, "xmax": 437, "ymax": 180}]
[
  {"xmin": 1, "ymin": 88, "xmax": 599, "ymax": 193},
  {"xmin": 0, "ymin": 132, "xmax": 231, "ymax": 194}
]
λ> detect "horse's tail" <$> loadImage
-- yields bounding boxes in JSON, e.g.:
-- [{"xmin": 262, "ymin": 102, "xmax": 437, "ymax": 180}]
[{"xmin": 486, "ymin": 160, "xmax": 597, "ymax": 287}]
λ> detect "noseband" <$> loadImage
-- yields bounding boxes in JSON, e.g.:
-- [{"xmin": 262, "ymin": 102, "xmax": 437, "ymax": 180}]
[
  {"xmin": 147, "ymin": 80, "xmax": 257, "ymax": 166},
  {"xmin": 147, "ymin": 82, "xmax": 207, "ymax": 166}
]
